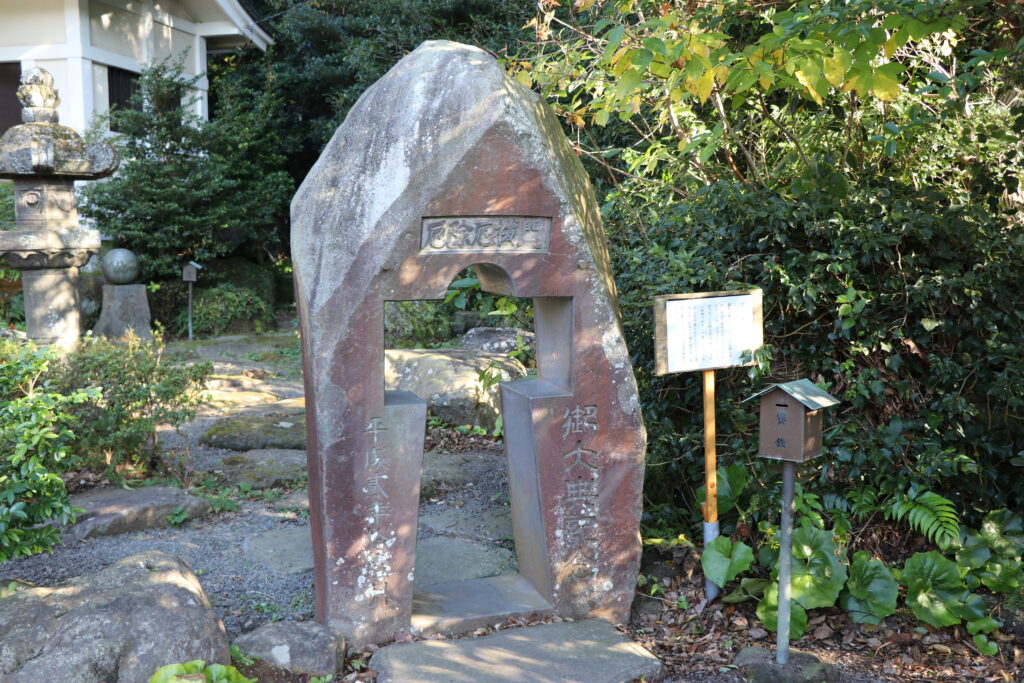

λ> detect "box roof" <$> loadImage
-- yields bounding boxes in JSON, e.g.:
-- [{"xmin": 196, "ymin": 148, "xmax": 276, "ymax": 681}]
[{"xmin": 744, "ymin": 378, "xmax": 840, "ymax": 411}]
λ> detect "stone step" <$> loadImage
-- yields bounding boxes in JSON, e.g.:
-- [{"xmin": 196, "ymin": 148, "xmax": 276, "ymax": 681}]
[
  {"xmin": 369, "ymin": 619, "xmax": 662, "ymax": 683},
  {"xmin": 411, "ymin": 574, "xmax": 552, "ymax": 636}
]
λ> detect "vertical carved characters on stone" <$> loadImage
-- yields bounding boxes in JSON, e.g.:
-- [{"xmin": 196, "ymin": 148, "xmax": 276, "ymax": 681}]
[
  {"xmin": 292, "ymin": 41, "xmax": 646, "ymax": 647},
  {"xmin": 358, "ymin": 417, "xmax": 393, "ymax": 606}
]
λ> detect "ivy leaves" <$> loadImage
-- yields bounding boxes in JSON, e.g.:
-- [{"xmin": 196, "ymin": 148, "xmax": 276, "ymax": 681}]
[
  {"xmin": 788, "ymin": 527, "xmax": 848, "ymax": 609},
  {"xmin": 755, "ymin": 582, "xmax": 807, "ymax": 640}
]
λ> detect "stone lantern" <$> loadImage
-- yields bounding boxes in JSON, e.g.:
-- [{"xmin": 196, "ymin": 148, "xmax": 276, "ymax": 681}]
[{"xmin": 0, "ymin": 68, "xmax": 118, "ymax": 348}]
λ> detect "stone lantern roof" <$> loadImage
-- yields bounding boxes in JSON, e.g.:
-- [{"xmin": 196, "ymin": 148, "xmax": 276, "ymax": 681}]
[{"xmin": 0, "ymin": 68, "xmax": 118, "ymax": 181}]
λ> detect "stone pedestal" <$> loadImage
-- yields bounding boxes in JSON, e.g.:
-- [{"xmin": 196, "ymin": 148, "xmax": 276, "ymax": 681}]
[
  {"xmin": 93, "ymin": 284, "xmax": 153, "ymax": 341},
  {"xmin": 20, "ymin": 267, "xmax": 83, "ymax": 348}
]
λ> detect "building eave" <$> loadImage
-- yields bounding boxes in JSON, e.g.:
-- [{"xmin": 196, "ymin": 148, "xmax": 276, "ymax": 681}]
[{"xmin": 206, "ymin": 0, "xmax": 273, "ymax": 50}]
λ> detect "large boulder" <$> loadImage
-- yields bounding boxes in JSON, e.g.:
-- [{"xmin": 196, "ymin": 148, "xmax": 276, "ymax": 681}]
[
  {"xmin": 460, "ymin": 326, "xmax": 534, "ymax": 355},
  {"xmin": 0, "ymin": 551, "xmax": 229, "ymax": 682},
  {"xmin": 384, "ymin": 348, "xmax": 526, "ymax": 429}
]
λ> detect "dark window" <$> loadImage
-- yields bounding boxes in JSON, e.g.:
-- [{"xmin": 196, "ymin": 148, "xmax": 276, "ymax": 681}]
[
  {"xmin": 107, "ymin": 65, "xmax": 139, "ymax": 130},
  {"xmin": 0, "ymin": 62, "xmax": 21, "ymax": 134}
]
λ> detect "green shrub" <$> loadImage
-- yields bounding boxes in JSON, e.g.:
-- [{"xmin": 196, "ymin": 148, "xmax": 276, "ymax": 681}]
[
  {"xmin": 180, "ymin": 284, "xmax": 271, "ymax": 337},
  {"xmin": 613, "ymin": 180, "xmax": 1024, "ymax": 524},
  {"xmin": 48, "ymin": 334, "xmax": 211, "ymax": 475},
  {"xmin": 208, "ymin": 257, "xmax": 276, "ymax": 309},
  {"xmin": 79, "ymin": 58, "xmax": 293, "ymax": 281},
  {"xmin": 0, "ymin": 340, "xmax": 96, "ymax": 560},
  {"xmin": 146, "ymin": 279, "xmax": 189, "ymax": 332},
  {"xmin": 384, "ymin": 300, "xmax": 451, "ymax": 348}
]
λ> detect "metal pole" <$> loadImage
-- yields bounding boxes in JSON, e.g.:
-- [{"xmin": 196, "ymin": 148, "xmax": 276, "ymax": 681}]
[
  {"xmin": 776, "ymin": 460, "xmax": 796, "ymax": 665},
  {"xmin": 702, "ymin": 369, "xmax": 720, "ymax": 601},
  {"xmin": 187, "ymin": 281, "xmax": 193, "ymax": 341}
]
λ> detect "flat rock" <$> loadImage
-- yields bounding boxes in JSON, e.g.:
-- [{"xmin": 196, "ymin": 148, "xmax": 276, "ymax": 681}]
[
  {"xmin": 205, "ymin": 388, "xmax": 281, "ymax": 412},
  {"xmin": 243, "ymin": 527, "xmax": 313, "ymax": 574},
  {"xmin": 413, "ymin": 536, "xmax": 515, "ymax": 587},
  {"xmin": 419, "ymin": 506, "xmax": 513, "ymax": 541},
  {"xmin": 232, "ymin": 621, "xmax": 339, "ymax": 677},
  {"xmin": 420, "ymin": 450, "xmax": 498, "ymax": 499},
  {"xmin": 733, "ymin": 646, "xmax": 839, "ymax": 683},
  {"xmin": 67, "ymin": 485, "xmax": 212, "ymax": 540},
  {"xmin": 370, "ymin": 619, "xmax": 661, "ymax": 683},
  {"xmin": 460, "ymin": 327, "xmax": 534, "ymax": 355},
  {"xmin": 200, "ymin": 415, "xmax": 306, "ymax": 450},
  {"xmin": 384, "ymin": 348, "xmax": 526, "ymax": 430},
  {"xmin": 0, "ymin": 551, "xmax": 228, "ymax": 682},
  {"xmin": 213, "ymin": 449, "xmax": 307, "ymax": 489},
  {"xmin": 275, "ymin": 489, "xmax": 309, "ymax": 511}
]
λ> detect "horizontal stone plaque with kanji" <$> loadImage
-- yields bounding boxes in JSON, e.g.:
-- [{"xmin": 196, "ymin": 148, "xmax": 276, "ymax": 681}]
[{"xmin": 420, "ymin": 216, "xmax": 550, "ymax": 253}]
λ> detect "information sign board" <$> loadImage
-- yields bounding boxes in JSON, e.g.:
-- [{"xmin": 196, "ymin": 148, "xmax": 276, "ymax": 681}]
[{"xmin": 653, "ymin": 290, "xmax": 764, "ymax": 374}]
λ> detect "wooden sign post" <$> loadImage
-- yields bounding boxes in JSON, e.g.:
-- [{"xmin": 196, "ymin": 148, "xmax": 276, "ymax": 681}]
[
  {"xmin": 654, "ymin": 290, "xmax": 763, "ymax": 601},
  {"xmin": 182, "ymin": 261, "xmax": 202, "ymax": 340}
]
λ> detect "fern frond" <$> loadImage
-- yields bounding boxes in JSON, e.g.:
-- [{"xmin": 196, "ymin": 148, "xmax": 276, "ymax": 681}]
[
  {"xmin": 849, "ymin": 487, "xmax": 880, "ymax": 520},
  {"xmin": 886, "ymin": 490, "xmax": 960, "ymax": 547},
  {"xmin": 823, "ymin": 492, "xmax": 850, "ymax": 513}
]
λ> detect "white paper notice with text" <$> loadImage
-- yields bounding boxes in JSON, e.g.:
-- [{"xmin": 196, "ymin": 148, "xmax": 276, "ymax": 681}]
[{"xmin": 664, "ymin": 293, "xmax": 763, "ymax": 373}]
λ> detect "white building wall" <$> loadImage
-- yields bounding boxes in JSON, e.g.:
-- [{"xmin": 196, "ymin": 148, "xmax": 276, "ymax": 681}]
[
  {"xmin": 0, "ymin": 0, "xmax": 66, "ymax": 48},
  {"xmin": 0, "ymin": 0, "xmax": 263, "ymax": 129}
]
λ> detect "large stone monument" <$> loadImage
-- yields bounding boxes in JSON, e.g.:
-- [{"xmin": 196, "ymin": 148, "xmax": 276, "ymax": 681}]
[
  {"xmin": 0, "ymin": 68, "xmax": 118, "ymax": 348},
  {"xmin": 292, "ymin": 41, "xmax": 647, "ymax": 646}
]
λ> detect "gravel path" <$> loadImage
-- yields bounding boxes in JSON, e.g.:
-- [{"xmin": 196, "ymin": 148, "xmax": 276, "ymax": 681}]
[
  {"xmin": 0, "ymin": 497, "xmax": 316, "ymax": 636},
  {"xmin": 0, "ymin": 333, "xmax": 514, "ymax": 639}
]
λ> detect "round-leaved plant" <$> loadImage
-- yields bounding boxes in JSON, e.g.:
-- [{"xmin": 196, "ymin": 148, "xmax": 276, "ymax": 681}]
[{"xmin": 839, "ymin": 550, "xmax": 898, "ymax": 624}]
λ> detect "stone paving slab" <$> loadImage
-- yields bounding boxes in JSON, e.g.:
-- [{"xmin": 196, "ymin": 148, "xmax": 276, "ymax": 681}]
[
  {"xmin": 370, "ymin": 619, "xmax": 662, "ymax": 683},
  {"xmin": 411, "ymin": 574, "xmax": 552, "ymax": 636},
  {"xmin": 212, "ymin": 448, "xmax": 307, "ymax": 489},
  {"xmin": 243, "ymin": 528, "xmax": 517, "ymax": 583},
  {"xmin": 243, "ymin": 527, "xmax": 314, "ymax": 574},
  {"xmin": 201, "ymin": 415, "xmax": 307, "ymax": 450},
  {"xmin": 419, "ymin": 506, "xmax": 513, "ymax": 541},
  {"xmin": 414, "ymin": 536, "xmax": 516, "ymax": 587}
]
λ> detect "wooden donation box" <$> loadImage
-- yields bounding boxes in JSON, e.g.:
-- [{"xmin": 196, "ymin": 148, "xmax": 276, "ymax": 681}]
[{"xmin": 749, "ymin": 379, "xmax": 839, "ymax": 463}]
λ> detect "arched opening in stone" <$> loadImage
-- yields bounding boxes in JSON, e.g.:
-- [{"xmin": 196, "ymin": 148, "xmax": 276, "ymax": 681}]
[{"xmin": 382, "ymin": 262, "xmax": 573, "ymax": 633}]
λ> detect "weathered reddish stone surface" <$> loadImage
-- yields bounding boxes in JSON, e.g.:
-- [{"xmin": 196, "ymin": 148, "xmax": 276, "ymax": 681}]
[{"xmin": 292, "ymin": 40, "xmax": 646, "ymax": 646}]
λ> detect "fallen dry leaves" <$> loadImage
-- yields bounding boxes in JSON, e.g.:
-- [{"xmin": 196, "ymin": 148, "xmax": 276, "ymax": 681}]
[{"xmin": 627, "ymin": 545, "xmax": 1024, "ymax": 682}]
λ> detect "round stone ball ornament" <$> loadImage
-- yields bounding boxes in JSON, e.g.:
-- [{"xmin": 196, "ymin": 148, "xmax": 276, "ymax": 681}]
[{"xmin": 101, "ymin": 248, "xmax": 140, "ymax": 284}]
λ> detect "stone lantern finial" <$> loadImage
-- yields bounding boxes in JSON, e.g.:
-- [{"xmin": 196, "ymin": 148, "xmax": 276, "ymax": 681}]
[{"xmin": 17, "ymin": 68, "xmax": 60, "ymax": 124}]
